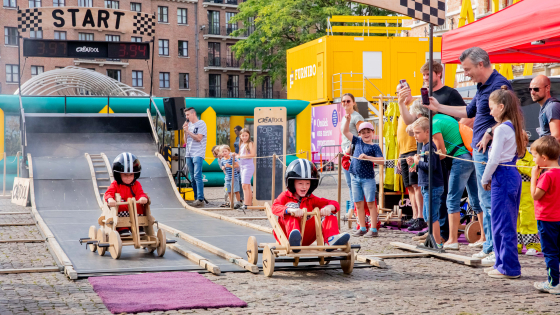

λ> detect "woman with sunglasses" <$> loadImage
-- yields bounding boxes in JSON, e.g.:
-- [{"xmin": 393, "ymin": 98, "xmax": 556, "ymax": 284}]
[{"xmin": 339, "ymin": 93, "xmax": 364, "ymax": 213}]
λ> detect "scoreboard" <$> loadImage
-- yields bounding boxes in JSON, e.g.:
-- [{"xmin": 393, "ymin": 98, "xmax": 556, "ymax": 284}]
[{"xmin": 23, "ymin": 39, "xmax": 150, "ymax": 60}]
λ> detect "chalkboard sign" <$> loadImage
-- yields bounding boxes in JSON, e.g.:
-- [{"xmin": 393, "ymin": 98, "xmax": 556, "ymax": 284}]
[{"xmin": 255, "ymin": 125, "xmax": 284, "ymax": 201}]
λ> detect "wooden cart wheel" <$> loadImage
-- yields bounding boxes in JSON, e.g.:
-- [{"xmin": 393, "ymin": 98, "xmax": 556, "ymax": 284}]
[
  {"xmin": 262, "ymin": 245, "xmax": 275, "ymax": 277},
  {"xmin": 88, "ymin": 226, "xmax": 97, "ymax": 252},
  {"xmin": 108, "ymin": 230, "xmax": 122, "ymax": 259},
  {"xmin": 458, "ymin": 224, "xmax": 467, "ymax": 238},
  {"xmin": 97, "ymin": 228, "xmax": 107, "ymax": 256},
  {"xmin": 465, "ymin": 221, "xmax": 481, "ymax": 243},
  {"xmin": 246, "ymin": 236, "xmax": 258, "ymax": 265},
  {"xmin": 340, "ymin": 249, "xmax": 355, "ymax": 274},
  {"xmin": 156, "ymin": 228, "xmax": 166, "ymax": 257}
]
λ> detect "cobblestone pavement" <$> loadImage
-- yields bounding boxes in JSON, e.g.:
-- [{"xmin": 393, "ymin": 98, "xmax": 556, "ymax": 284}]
[{"xmin": 2, "ymin": 185, "xmax": 560, "ymax": 315}]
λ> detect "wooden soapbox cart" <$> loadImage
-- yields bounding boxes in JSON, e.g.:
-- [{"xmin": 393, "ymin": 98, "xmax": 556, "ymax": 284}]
[
  {"xmin": 246, "ymin": 203, "xmax": 357, "ymax": 277},
  {"xmin": 80, "ymin": 193, "xmax": 169, "ymax": 259}
]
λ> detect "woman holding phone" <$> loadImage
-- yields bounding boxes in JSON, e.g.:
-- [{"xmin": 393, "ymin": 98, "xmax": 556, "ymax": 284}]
[{"xmin": 339, "ymin": 93, "xmax": 364, "ymax": 212}]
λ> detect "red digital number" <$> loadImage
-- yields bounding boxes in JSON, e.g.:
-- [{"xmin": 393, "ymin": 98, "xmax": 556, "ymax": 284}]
[
  {"xmin": 138, "ymin": 45, "xmax": 147, "ymax": 58},
  {"xmin": 119, "ymin": 43, "xmax": 126, "ymax": 58},
  {"xmin": 129, "ymin": 44, "xmax": 138, "ymax": 58}
]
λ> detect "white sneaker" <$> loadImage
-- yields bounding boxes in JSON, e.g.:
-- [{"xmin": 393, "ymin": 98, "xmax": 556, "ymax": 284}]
[
  {"xmin": 468, "ymin": 240, "xmax": 484, "ymax": 248},
  {"xmin": 472, "ymin": 250, "xmax": 490, "ymax": 259},
  {"xmin": 481, "ymin": 252, "xmax": 496, "ymax": 266},
  {"xmin": 443, "ymin": 243, "xmax": 459, "ymax": 250},
  {"xmin": 526, "ymin": 248, "xmax": 539, "ymax": 256}
]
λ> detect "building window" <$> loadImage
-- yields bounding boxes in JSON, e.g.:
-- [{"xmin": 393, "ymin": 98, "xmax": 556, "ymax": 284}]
[
  {"xmin": 3, "ymin": 0, "xmax": 16, "ymax": 8},
  {"xmin": 54, "ymin": 31, "xmax": 66, "ymax": 40},
  {"xmin": 209, "ymin": 74, "xmax": 221, "ymax": 97},
  {"xmin": 104, "ymin": 0, "xmax": 118, "ymax": 9},
  {"xmin": 79, "ymin": 33, "xmax": 94, "ymax": 41},
  {"xmin": 208, "ymin": 42, "xmax": 220, "ymax": 66},
  {"xmin": 130, "ymin": 2, "xmax": 141, "ymax": 12},
  {"xmin": 208, "ymin": 11, "xmax": 220, "ymax": 35},
  {"xmin": 179, "ymin": 73, "xmax": 189, "ymax": 89},
  {"xmin": 178, "ymin": 41, "xmax": 188, "ymax": 57},
  {"xmin": 158, "ymin": 6, "xmax": 168, "ymax": 23},
  {"xmin": 31, "ymin": 65, "xmax": 44, "ymax": 77},
  {"xmin": 53, "ymin": 0, "xmax": 64, "ymax": 6},
  {"xmin": 245, "ymin": 75, "xmax": 255, "ymax": 98},
  {"xmin": 131, "ymin": 36, "xmax": 142, "ymax": 42},
  {"xmin": 6, "ymin": 65, "xmax": 19, "ymax": 83},
  {"xmin": 132, "ymin": 70, "xmax": 143, "ymax": 87},
  {"xmin": 158, "ymin": 39, "xmax": 169, "ymax": 56},
  {"xmin": 227, "ymin": 75, "xmax": 239, "ymax": 98},
  {"xmin": 159, "ymin": 72, "xmax": 170, "ymax": 88},
  {"xmin": 78, "ymin": 0, "xmax": 92, "ymax": 7},
  {"xmin": 246, "ymin": 16, "xmax": 255, "ymax": 36},
  {"xmin": 30, "ymin": 30, "xmax": 42, "ymax": 39},
  {"xmin": 262, "ymin": 76, "xmax": 273, "ymax": 98},
  {"xmin": 226, "ymin": 12, "xmax": 237, "ymax": 35},
  {"xmin": 177, "ymin": 8, "xmax": 187, "ymax": 25},
  {"xmin": 107, "ymin": 69, "xmax": 121, "ymax": 82},
  {"xmin": 28, "ymin": 0, "xmax": 40, "ymax": 7},
  {"xmin": 105, "ymin": 34, "xmax": 120, "ymax": 42},
  {"xmin": 226, "ymin": 44, "xmax": 238, "ymax": 67},
  {"xmin": 4, "ymin": 27, "xmax": 18, "ymax": 46}
]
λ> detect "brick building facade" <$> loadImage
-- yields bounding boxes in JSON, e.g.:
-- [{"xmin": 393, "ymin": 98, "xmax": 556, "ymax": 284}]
[{"xmin": 0, "ymin": 0, "xmax": 285, "ymax": 98}]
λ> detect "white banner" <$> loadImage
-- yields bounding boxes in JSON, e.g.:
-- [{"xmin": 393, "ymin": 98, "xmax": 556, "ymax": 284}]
[{"xmin": 11, "ymin": 177, "xmax": 30, "ymax": 207}]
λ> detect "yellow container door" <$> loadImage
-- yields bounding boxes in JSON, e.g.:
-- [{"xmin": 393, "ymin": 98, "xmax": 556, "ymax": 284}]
[{"xmin": 397, "ymin": 52, "xmax": 418, "ymax": 93}]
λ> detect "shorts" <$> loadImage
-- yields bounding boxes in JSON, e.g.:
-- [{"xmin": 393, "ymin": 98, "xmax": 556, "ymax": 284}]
[
  {"xmin": 400, "ymin": 151, "xmax": 418, "ymax": 188},
  {"xmin": 225, "ymin": 176, "xmax": 240, "ymax": 193},
  {"xmin": 350, "ymin": 174, "xmax": 377, "ymax": 203}
]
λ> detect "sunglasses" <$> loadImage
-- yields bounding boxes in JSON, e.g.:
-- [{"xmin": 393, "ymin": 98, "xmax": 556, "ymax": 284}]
[
  {"xmin": 529, "ymin": 85, "xmax": 549, "ymax": 92},
  {"xmin": 342, "ymin": 100, "xmax": 352, "ymax": 104}
]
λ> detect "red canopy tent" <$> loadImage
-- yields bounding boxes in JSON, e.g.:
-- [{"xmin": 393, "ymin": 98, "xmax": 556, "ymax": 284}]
[{"xmin": 442, "ymin": 0, "xmax": 560, "ymax": 64}]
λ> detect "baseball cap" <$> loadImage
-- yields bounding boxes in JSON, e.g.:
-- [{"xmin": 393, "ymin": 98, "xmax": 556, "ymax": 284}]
[{"xmin": 358, "ymin": 122, "xmax": 375, "ymax": 133}]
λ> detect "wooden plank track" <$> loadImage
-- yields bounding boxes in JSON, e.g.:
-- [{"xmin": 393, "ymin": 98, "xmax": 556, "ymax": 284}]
[
  {"xmin": 0, "ymin": 267, "xmax": 60, "ymax": 274},
  {"xmin": 0, "ymin": 239, "xmax": 45, "ymax": 243},
  {"xmin": 390, "ymin": 242, "xmax": 482, "ymax": 266},
  {"xmin": 168, "ymin": 244, "xmax": 221, "ymax": 275}
]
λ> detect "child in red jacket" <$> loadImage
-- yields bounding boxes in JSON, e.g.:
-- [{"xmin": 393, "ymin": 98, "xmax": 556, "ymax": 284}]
[
  {"xmin": 104, "ymin": 152, "xmax": 149, "ymax": 237},
  {"xmin": 272, "ymin": 159, "xmax": 350, "ymax": 252}
]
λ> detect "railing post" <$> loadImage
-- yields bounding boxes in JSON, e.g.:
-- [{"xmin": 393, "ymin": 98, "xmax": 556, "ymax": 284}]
[
  {"xmin": 339, "ymin": 74, "xmax": 342, "ymax": 99},
  {"xmin": 16, "ymin": 151, "xmax": 20, "ymax": 178},
  {"xmin": 3, "ymin": 152, "xmax": 6, "ymax": 196}
]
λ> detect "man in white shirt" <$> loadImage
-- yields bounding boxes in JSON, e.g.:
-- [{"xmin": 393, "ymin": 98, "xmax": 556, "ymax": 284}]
[{"xmin": 183, "ymin": 107, "xmax": 207, "ymax": 207}]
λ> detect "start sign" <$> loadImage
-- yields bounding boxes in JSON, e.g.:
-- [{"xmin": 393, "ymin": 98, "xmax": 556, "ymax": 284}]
[{"xmin": 18, "ymin": 7, "xmax": 156, "ymax": 36}]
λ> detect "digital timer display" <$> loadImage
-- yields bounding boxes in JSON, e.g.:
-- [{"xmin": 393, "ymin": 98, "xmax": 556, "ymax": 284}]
[{"xmin": 23, "ymin": 39, "xmax": 150, "ymax": 60}]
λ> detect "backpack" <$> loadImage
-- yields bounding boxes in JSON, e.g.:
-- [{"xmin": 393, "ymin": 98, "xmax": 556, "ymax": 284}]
[{"xmin": 458, "ymin": 123, "xmax": 473, "ymax": 153}]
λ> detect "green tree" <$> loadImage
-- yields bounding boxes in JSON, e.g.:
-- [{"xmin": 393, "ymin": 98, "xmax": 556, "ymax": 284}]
[{"xmin": 230, "ymin": 0, "xmax": 393, "ymax": 89}]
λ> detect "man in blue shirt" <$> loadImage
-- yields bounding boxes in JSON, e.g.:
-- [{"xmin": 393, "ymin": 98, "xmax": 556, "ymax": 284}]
[{"xmin": 426, "ymin": 47, "xmax": 511, "ymax": 265}]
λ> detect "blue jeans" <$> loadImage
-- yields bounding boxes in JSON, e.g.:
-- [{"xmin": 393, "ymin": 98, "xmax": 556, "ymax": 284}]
[
  {"xmin": 473, "ymin": 149, "xmax": 493, "ymax": 254},
  {"xmin": 186, "ymin": 156, "xmax": 204, "ymax": 201},
  {"xmin": 421, "ymin": 186, "xmax": 444, "ymax": 224},
  {"xmin": 343, "ymin": 168, "xmax": 354, "ymax": 208},
  {"xmin": 350, "ymin": 174, "xmax": 377, "ymax": 203},
  {"xmin": 538, "ymin": 220, "xmax": 560, "ymax": 286},
  {"xmin": 447, "ymin": 153, "xmax": 482, "ymax": 214}
]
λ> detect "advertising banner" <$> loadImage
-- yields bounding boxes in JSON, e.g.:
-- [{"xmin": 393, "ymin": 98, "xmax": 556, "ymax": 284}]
[{"xmin": 311, "ymin": 103, "xmax": 343, "ymax": 163}]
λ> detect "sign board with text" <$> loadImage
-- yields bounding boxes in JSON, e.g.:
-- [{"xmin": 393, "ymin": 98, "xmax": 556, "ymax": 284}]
[
  {"xmin": 11, "ymin": 177, "xmax": 30, "ymax": 207},
  {"xmin": 23, "ymin": 39, "xmax": 150, "ymax": 59},
  {"xmin": 311, "ymin": 103, "xmax": 343, "ymax": 163},
  {"xmin": 254, "ymin": 107, "xmax": 287, "ymax": 206},
  {"xmin": 18, "ymin": 7, "xmax": 155, "ymax": 36}
]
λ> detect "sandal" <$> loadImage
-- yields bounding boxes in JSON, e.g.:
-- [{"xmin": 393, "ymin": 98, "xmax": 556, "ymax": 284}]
[{"xmin": 220, "ymin": 203, "xmax": 230, "ymax": 208}]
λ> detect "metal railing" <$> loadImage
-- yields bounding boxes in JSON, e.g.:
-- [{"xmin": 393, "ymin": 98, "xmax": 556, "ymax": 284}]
[
  {"xmin": 203, "ymin": 0, "xmax": 240, "ymax": 4},
  {"xmin": 204, "ymin": 89, "xmax": 281, "ymax": 99},
  {"xmin": 204, "ymin": 56, "xmax": 223, "ymax": 67},
  {"xmin": 315, "ymin": 145, "xmax": 341, "ymax": 185},
  {"xmin": 203, "ymin": 25, "xmax": 246, "ymax": 37}
]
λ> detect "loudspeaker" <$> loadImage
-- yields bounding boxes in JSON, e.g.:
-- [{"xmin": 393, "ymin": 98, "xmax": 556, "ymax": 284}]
[{"xmin": 163, "ymin": 97, "xmax": 186, "ymax": 130}]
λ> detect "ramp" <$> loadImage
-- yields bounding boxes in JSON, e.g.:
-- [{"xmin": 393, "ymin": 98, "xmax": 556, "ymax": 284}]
[{"xmin": 26, "ymin": 114, "xmax": 253, "ymax": 277}]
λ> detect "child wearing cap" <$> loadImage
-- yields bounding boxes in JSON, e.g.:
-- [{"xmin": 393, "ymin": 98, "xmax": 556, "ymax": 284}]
[{"xmin": 343, "ymin": 115, "xmax": 384, "ymax": 238}]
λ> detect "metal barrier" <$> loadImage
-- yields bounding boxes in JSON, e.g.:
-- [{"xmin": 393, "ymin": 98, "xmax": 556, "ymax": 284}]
[
  {"xmin": 316, "ymin": 145, "xmax": 341, "ymax": 185},
  {"xmin": 2, "ymin": 151, "xmax": 21, "ymax": 196}
]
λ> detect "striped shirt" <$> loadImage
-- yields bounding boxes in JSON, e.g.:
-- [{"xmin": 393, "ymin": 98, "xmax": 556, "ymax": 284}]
[
  {"xmin": 221, "ymin": 156, "xmax": 240, "ymax": 180},
  {"xmin": 185, "ymin": 120, "xmax": 207, "ymax": 158}
]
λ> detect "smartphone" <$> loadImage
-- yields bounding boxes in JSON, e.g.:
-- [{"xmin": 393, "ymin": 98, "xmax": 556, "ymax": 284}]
[
  {"xmin": 399, "ymin": 79, "xmax": 409, "ymax": 89},
  {"xmin": 420, "ymin": 88, "xmax": 430, "ymax": 105}
]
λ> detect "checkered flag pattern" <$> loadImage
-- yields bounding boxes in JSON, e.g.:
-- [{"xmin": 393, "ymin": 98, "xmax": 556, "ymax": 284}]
[
  {"xmin": 518, "ymin": 233, "xmax": 540, "ymax": 246},
  {"xmin": 385, "ymin": 160, "xmax": 395, "ymax": 169},
  {"xmin": 400, "ymin": 0, "xmax": 445, "ymax": 26},
  {"xmin": 18, "ymin": 8, "xmax": 43, "ymax": 33},
  {"xmin": 117, "ymin": 212, "xmax": 145, "ymax": 217},
  {"xmin": 133, "ymin": 13, "xmax": 156, "ymax": 37},
  {"xmin": 520, "ymin": 174, "xmax": 531, "ymax": 182}
]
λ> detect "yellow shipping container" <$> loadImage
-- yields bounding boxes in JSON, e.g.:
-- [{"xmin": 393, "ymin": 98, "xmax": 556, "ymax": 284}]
[{"xmin": 287, "ymin": 35, "xmax": 442, "ymax": 104}]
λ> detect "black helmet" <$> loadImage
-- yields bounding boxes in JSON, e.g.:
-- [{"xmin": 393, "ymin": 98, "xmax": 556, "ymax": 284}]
[
  {"xmin": 285, "ymin": 158, "xmax": 320, "ymax": 196},
  {"xmin": 113, "ymin": 152, "xmax": 142, "ymax": 185}
]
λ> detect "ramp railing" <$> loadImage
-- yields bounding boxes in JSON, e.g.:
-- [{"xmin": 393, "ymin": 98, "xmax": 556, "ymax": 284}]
[
  {"xmin": 150, "ymin": 97, "xmax": 166, "ymax": 149},
  {"xmin": 316, "ymin": 145, "xmax": 341, "ymax": 185}
]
